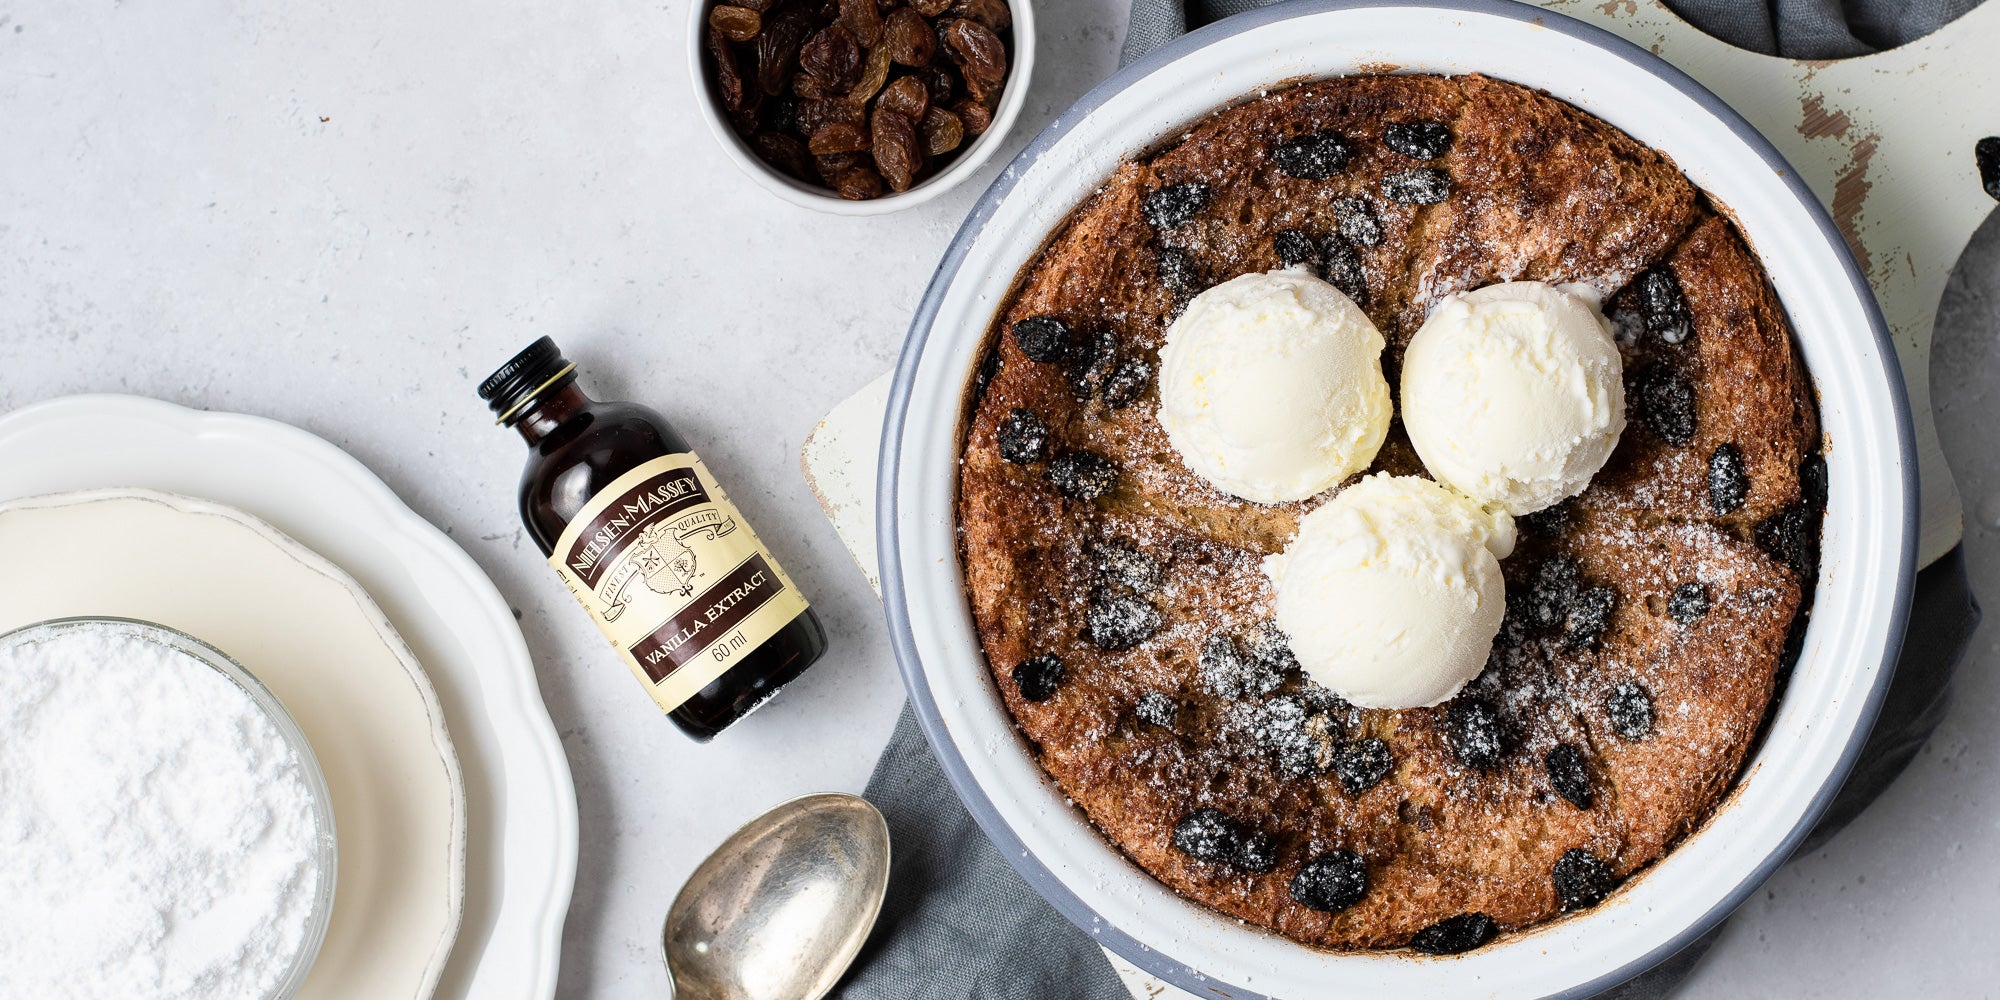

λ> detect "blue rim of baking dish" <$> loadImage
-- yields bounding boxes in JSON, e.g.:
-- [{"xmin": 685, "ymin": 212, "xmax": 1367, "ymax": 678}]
[{"xmin": 877, "ymin": 1, "xmax": 1920, "ymax": 996}]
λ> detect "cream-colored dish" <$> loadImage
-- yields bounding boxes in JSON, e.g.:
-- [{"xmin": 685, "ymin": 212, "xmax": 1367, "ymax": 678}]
[{"xmin": 0, "ymin": 490, "xmax": 465, "ymax": 1000}]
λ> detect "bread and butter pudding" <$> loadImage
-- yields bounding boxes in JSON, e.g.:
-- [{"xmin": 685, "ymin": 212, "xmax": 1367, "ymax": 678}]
[{"xmin": 954, "ymin": 74, "xmax": 1824, "ymax": 952}]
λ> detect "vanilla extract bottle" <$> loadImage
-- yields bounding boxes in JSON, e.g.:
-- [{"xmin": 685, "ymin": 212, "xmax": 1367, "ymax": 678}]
[{"xmin": 480, "ymin": 337, "xmax": 827, "ymax": 741}]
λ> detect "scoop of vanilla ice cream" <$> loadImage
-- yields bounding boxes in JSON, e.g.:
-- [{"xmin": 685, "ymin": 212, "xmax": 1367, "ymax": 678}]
[
  {"xmin": 1401, "ymin": 281, "xmax": 1626, "ymax": 515},
  {"xmin": 1264, "ymin": 474, "xmax": 1516, "ymax": 709},
  {"xmin": 1157, "ymin": 269, "xmax": 1391, "ymax": 504}
]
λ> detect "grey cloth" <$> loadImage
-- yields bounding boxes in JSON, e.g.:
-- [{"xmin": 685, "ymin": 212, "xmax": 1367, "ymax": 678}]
[{"xmin": 840, "ymin": 2, "xmax": 1986, "ymax": 997}]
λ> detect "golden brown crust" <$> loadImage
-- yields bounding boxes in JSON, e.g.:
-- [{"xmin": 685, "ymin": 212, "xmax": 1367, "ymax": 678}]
[{"xmin": 956, "ymin": 74, "xmax": 1818, "ymax": 951}]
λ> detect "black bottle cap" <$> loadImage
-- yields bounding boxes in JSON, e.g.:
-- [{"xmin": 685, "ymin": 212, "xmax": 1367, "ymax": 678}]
[{"xmin": 479, "ymin": 337, "xmax": 576, "ymax": 425}]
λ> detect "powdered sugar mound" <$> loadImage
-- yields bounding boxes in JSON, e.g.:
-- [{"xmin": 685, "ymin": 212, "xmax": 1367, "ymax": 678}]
[{"xmin": 0, "ymin": 626, "xmax": 322, "ymax": 1000}]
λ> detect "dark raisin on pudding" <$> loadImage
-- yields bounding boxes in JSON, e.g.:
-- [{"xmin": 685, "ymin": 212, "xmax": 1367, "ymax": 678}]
[
  {"xmin": 1171, "ymin": 808, "xmax": 1243, "ymax": 863},
  {"xmin": 1086, "ymin": 593, "xmax": 1160, "ymax": 651},
  {"xmin": 1234, "ymin": 831, "xmax": 1279, "ymax": 874},
  {"xmin": 1708, "ymin": 443, "xmax": 1749, "ymax": 515},
  {"xmin": 1756, "ymin": 455, "xmax": 1826, "ymax": 577},
  {"xmin": 1519, "ymin": 499, "xmax": 1572, "ymax": 538},
  {"xmin": 1638, "ymin": 364, "xmax": 1697, "ymax": 446},
  {"xmin": 1608, "ymin": 682, "xmax": 1655, "ymax": 741},
  {"xmin": 1545, "ymin": 744, "xmax": 1594, "ymax": 809},
  {"xmin": 1199, "ymin": 633, "xmax": 1282, "ymax": 699},
  {"xmin": 1381, "ymin": 167, "xmax": 1451, "ymax": 204},
  {"xmin": 1565, "ymin": 585, "xmax": 1615, "ymax": 648},
  {"xmin": 1011, "ymin": 316, "xmax": 1072, "ymax": 363},
  {"xmin": 1408, "ymin": 913, "xmax": 1496, "ymax": 955},
  {"xmin": 995, "ymin": 407, "xmax": 1048, "ymax": 464},
  {"xmin": 1047, "ymin": 451, "xmax": 1118, "ymax": 501},
  {"xmin": 1142, "ymin": 182, "xmax": 1213, "ymax": 229},
  {"xmin": 1157, "ymin": 247, "xmax": 1203, "ymax": 295},
  {"xmin": 1270, "ymin": 130, "xmax": 1353, "ymax": 180},
  {"xmin": 1335, "ymin": 737, "xmax": 1394, "ymax": 795},
  {"xmin": 1011, "ymin": 653, "xmax": 1064, "ymax": 701},
  {"xmin": 1331, "ymin": 197, "xmax": 1383, "ymax": 247},
  {"xmin": 1291, "ymin": 850, "xmax": 1369, "ymax": 912},
  {"xmin": 1093, "ymin": 540, "xmax": 1161, "ymax": 593},
  {"xmin": 1243, "ymin": 620, "xmax": 1300, "ymax": 673},
  {"xmin": 1525, "ymin": 557, "xmax": 1582, "ymax": 632},
  {"xmin": 971, "ymin": 349, "xmax": 1002, "ymax": 404},
  {"xmin": 1383, "ymin": 121, "xmax": 1453, "ymax": 160},
  {"xmin": 1553, "ymin": 849, "xmax": 1620, "ymax": 910},
  {"xmin": 1258, "ymin": 697, "xmax": 1339, "ymax": 777},
  {"xmin": 1322, "ymin": 235, "xmax": 1368, "ymax": 304},
  {"xmin": 1669, "ymin": 582, "xmax": 1711, "ymax": 624},
  {"xmin": 1134, "ymin": 690, "xmax": 1178, "ymax": 729},
  {"xmin": 1064, "ymin": 329, "xmax": 1118, "ymax": 397},
  {"xmin": 1274, "ymin": 228, "xmax": 1321, "ymax": 271},
  {"xmin": 1100, "ymin": 358, "xmax": 1152, "ymax": 409},
  {"xmin": 1447, "ymin": 699, "xmax": 1505, "ymax": 770},
  {"xmin": 1637, "ymin": 266, "xmax": 1694, "ymax": 345}
]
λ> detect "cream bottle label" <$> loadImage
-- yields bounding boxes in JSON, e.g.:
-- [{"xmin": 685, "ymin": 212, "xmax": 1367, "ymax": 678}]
[{"xmin": 548, "ymin": 453, "xmax": 811, "ymax": 713}]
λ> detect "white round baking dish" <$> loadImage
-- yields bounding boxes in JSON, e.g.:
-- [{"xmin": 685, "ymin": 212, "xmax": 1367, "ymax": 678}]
[{"xmin": 878, "ymin": 2, "xmax": 1917, "ymax": 997}]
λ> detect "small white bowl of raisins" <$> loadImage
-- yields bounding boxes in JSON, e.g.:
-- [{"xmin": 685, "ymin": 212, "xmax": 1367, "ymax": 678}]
[{"xmin": 689, "ymin": 0, "xmax": 1035, "ymax": 215}]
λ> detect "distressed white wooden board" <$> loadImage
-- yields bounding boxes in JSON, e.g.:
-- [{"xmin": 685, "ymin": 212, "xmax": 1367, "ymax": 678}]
[{"xmin": 797, "ymin": 4, "xmax": 1994, "ymax": 996}]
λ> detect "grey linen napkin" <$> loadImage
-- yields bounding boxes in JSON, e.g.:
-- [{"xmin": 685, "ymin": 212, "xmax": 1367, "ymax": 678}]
[{"xmin": 838, "ymin": 3, "xmax": 1985, "ymax": 997}]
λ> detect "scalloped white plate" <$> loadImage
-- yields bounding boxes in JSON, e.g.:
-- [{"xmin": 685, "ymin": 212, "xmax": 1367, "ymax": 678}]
[{"xmin": 0, "ymin": 395, "xmax": 576, "ymax": 1000}]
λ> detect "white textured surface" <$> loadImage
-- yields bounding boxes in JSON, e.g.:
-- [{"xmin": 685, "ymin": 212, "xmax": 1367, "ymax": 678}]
[{"xmin": 0, "ymin": 0, "xmax": 1994, "ymax": 997}]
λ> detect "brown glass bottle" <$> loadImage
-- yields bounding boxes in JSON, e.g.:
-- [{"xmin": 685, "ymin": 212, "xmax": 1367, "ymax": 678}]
[{"xmin": 479, "ymin": 337, "xmax": 827, "ymax": 741}]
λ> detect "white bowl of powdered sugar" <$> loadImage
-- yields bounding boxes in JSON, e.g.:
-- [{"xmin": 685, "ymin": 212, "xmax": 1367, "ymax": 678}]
[{"xmin": 0, "ymin": 617, "xmax": 337, "ymax": 1000}]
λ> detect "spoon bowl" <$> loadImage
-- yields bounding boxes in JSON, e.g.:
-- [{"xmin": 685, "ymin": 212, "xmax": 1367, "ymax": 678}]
[{"xmin": 662, "ymin": 793, "xmax": 891, "ymax": 1000}]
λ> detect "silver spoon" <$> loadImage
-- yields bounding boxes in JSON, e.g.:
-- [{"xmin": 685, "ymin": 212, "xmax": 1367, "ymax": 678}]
[{"xmin": 661, "ymin": 792, "xmax": 892, "ymax": 1000}]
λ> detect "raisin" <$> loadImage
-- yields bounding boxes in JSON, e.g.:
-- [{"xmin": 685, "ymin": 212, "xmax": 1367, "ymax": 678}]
[
  {"xmin": 1800, "ymin": 453, "xmax": 1828, "ymax": 511},
  {"xmin": 1065, "ymin": 328, "xmax": 1118, "ymax": 395},
  {"xmin": 1142, "ymin": 183, "xmax": 1212, "ymax": 229},
  {"xmin": 1707, "ymin": 443, "xmax": 1749, "ymax": 515},
  {"xmin": 834, "ymin": 165, "xmax": 884, "ymax": 200},
  {"xmin": 1409, "ymin": 913, "xmax": 1495, "ymax": 955},
  {"xmin": 1383, "ymin": 121, "xmax": 1453, "ymax": 160},
  {"xmin": 1447, "ymin": 699, "xmax": 1505, "ymax": 770},
  {"xmin": 808, "ymin": 121, "xmax": 870, "ymax": 155},
  {"xmin": 1382, "ymin": 167, "xmax": 1450, "ymax": 204},
  {"xmin": 1235, "ymin": 831, "xmax": 1278, "ymax": 874},
  {"xmin": 1323, "ymin": 235, "xmax": 1367, "ymax": 304},
  {"xmin": 871, "ymin": 107, "xmax": 922, "ymax": 191},
  {"xmin": 883, "ymin": 8, "xmax": 935, "ymax": 65},
  {"xmin": 1519, "ymin": 499, "xmax": 1572, "ymax": 538},
  {"xmin": 1527, "ymin": 557, "xmax": 1581, "ymax": 632},
  {"xmin": 1049, "ymin": 451, "xmax": 1117, "ymax": 501},
  {"xmin": 1257, "ymin": 697, "xmax": 1336, "ymax": 777},
  {"xmin": 879, "ymin": 75, "xmax": 929, "ymax": 122},
  {"xmin": 1638, "ymin": 364, "xmax": 1696, "ymax": 446},
  {"xmin": 1011, "ymin": 316, "xmax": 1072, "ymax": 362},
  {"xmin": 1553, "ymin": 849, "xmax": 1620, "ymax": 910},
  {"xmin": 1271, "ymin": 130, "xmax": 1353, "ymax": 180},
  {"xmin": 1637, "ymin": 266, "xmax": 1694, "ymax": 344},
  {"xmin": 1100, "ymin": 359, "xmax": 1151, "ymax": 409},
  {"xmin": 1756, "ymin": 505, "xmax": 1817, "ymax": 576},
  {"xmin": 814, "ymin": 151, "xmax": 864, "ymax": 182},
  {"xmin": 1093, "ymin": 540, "xmax": 1160, "ymax": 593},
  {"xmin": 710, "ymin": 27, "xmax": 753, "ymax": 112},
  {"xmin": 849, "ymin": 42, "xmax": 892, "ymax": 102},
  {"xmin": 1243, "ymin": 620, "xmax": 1299, "ymax": 673},
  {"xmin": 1273, "ymin": 229, "xmax": 1321, "ymax": 271},
  {"xmin": 955, "ymin": 0, "xmax": 1011, "ymax": 30},
  {"xmin": 1981, "ymin": 137, "xmax": 2000, "ymax": 201},
  {"xmin": 753, "ymin": 132, "xmax": 814, "ymax": 181},
  {"xmin": 1171, "ymin": 808, "xmax": 1242, "ymax": 864},
  {"xmin": 920, "ymin": 106, "xmax": 964, "ymax": 155},
  {"xmin": 1290, "ymin": 850, "xmax": 1368, "ymax": 912},
  {"xmin": 1011, "ymin": 653, "xmax": 1063, "ymax": 701},
  {"xmin": 1334, "ymin": 737, "xmax": 1393, "ymax": 795},
  {"xmin": 709, "ymin": 5, "xmax": 762, "ymax": 41},
  {"xmin": 1198, "ymin": 634, "xmax": 1281, "ymax": 699},
  {"xmin": 800, "ymin": 25, "xmax": 862, "ymax": 91},
  {"xmin": 1158, "ymin": 247, "xmax": 1203, "ymax": 295},
  {"xmin": 1669, "ymin": 581, "xmax": 1711, "ymax": 624},
  {"xmin": 1134, "ymin": 690, "xmax": 1178, "ymax": 729},
  {"xmin": 1087, "ymin": 593, "xmax": 1160, "ymax": 650},
  {"xmin": 916, "ymin": 64, "xmax": 958, "ymax": 104},
  {"xmin": 754, "ymin": 7, "xmax": 814, "ymax": 96},
  {"xmin": 972, "ymin": 350, "xmax": 1002, "ymax": 403},
  {"xmin": 1545, "ymin": 743, "xmax": 1593, "ymax": 809},
  {"xmin": 1607, "ymin": 682, "xmax": 1654, "ymax": 741},
  {"xmin": 1332, "ymin": 197, "xmax": 1382, "ymax": 247},
  {"xmin": 839, "ymin": 0, "xmax": 884, "ymax": 45},
  {"xmin": 1565, "ymin": 585, "xmax": 1614, "ymax": 648},
  {"xmin": 910, "ymin": 0, "xmax": 952, "ymax": 14},
  {"xmin": 995, "ymin": 407, "xmax": 1047, "ymax": 464},
  {"xmin": 954, "ymin": 98, "xmax": 993, "ymax": 135},
  {"xmin": 795, "ymin": 95, "xmax": 865, "ymax": 139},
  {"xmin": 942, "ymin": 18, "xmax": 1007, "ymax": 84}
]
